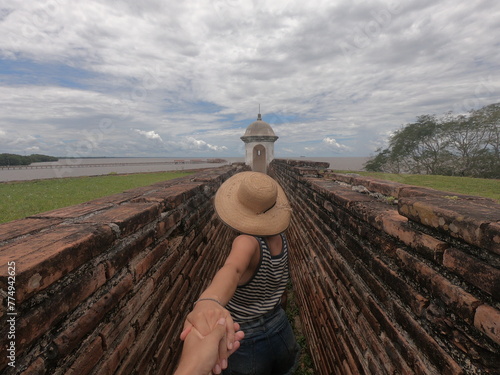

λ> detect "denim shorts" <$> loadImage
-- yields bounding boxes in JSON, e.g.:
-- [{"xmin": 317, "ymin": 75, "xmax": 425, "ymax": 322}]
[{"xmin": 223, "ymin": 306, "xmax": 300, "ymax": 375}]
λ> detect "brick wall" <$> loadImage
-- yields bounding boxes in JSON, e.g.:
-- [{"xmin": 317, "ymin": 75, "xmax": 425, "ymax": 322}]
[
  {"xmin": 2, "ymin": 160, "xmax": 499, "ymax": 375},
  {"xmin": 271, "ymin": 159, "xmax": 500, "ymax": 375},
  {"xmin": 0, "ymin": 164, "xmax": 247, "ymax": 375}
]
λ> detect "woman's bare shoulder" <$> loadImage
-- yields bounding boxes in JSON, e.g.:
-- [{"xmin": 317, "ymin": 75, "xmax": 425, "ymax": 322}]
[{"xmin": 232, "ymin": 234, "xmax": 259, "ymax": 248}]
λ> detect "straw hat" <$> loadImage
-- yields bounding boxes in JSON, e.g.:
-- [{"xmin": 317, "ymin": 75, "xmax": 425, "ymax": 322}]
[{"xmin": 214, "ymin": 171, "xmax": 291, "ymax": 236}]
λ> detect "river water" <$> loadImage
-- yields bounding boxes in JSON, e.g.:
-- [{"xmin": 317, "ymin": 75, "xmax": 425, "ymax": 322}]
[{"xmin": 0, "ymin": 157, "xmax": 370, "ymax": 182}]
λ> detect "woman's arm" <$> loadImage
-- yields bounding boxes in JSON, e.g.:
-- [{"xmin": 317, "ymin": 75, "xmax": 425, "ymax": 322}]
[
  {"xmin": 180, "ymin": 235, "xmax": 259, "ymax": 369},
  {"xmin": 183, "ymin": 235, "xmax": 258, "ymax": 334},
  {"xmin": 200, "ymin": 235, "xmax": 259, "ymax": 302}
]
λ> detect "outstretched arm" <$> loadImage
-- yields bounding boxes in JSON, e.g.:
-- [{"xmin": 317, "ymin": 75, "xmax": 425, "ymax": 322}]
[{"xmin": 180, "ymin": 235, "xmax": 259, "ymax": 370}]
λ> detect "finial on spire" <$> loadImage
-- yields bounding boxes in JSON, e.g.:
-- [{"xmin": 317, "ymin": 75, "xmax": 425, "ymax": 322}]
[{"xmin": 257, "ymin": 104, "xmax": 262, "ymax": 120}]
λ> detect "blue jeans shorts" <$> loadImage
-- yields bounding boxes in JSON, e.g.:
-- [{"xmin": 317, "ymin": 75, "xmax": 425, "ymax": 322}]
[{"xmin": 223, "ymin": 306, "xmax": 300, "ymax": 375}]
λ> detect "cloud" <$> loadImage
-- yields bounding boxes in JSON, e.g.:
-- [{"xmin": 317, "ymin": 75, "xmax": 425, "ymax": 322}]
[
  {"xmin": 184, "ymin": 137, "xmax": 228, "ymax": 152},
  {"xmin": 133, "ymin": 129, "xmax": 164, "ymax": 142},
  {"xmin": 0, "ymin": 0, "xmax": 498, "ymax": 158},
  {"xmin": 322, "ymin": 137, "xmax": 352, "ymax": 153}
]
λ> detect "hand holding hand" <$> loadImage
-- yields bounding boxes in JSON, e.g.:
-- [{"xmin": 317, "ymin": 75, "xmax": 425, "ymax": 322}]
[
  {"xmin": 175, "ymin": 317, "xmax": 227, "ymax": 375},
  {"xmin": 180, "ymin": 299, "xmax": 236, "ymax": 367},
  {"xmin": 176, "ymin": 319, "xmax": 244, "ymax": 375}
]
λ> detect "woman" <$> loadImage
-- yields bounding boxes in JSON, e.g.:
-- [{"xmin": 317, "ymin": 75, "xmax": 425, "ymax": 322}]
[{"xmin": 181, "ymin": 171, "xmax": 299, "ymax": 374}]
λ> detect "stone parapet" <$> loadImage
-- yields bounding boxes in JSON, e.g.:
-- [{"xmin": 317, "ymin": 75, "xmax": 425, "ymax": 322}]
[
  {"xmin": 271, "ymin": 159, "xmax": 499, "ymax": 375},
  {"xmin": 0, "ymin": 164, "xmax": 247, "ymax": 375}
]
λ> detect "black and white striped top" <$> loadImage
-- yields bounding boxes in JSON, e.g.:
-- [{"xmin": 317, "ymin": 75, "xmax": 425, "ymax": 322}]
[{"xmin": 226, "ymin": 234, "xmax": 289, "ymax": 323}]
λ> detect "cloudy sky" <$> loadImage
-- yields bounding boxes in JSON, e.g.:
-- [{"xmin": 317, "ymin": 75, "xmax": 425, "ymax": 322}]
[{"xmin": 0, "ymin": 0, "xmax": 499, "ymax": 158}]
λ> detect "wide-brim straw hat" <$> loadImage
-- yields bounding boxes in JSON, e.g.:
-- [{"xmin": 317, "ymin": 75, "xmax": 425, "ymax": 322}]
[{"xmin": 214, "ymin": 171, "xmax": 292, "ymax": 236}]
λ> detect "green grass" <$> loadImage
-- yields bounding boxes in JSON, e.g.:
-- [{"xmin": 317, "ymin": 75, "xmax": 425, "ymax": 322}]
[
  {"xmin": 286, "ymin": 283, "xmax": 315, "ymax": 375},
  {"xmin": 332, "ymin": 171, "xmax": 500, "ymax": 203},
  {"xmin": 0, "ymin": 171, "xmax": 193, "ymax": 224},
  {"xmin": 2, "ymin": 170, "xmax": 498, "ymax": 225}
]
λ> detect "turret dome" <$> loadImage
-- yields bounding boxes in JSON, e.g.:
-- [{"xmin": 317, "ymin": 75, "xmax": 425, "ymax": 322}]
[
  {"xmin": 241, "ymin": 113, "xmax": 278, "ymax": 142},
  {"xmin": 242, "ymin": 113, "xmax": 277, "ymax": 137}
]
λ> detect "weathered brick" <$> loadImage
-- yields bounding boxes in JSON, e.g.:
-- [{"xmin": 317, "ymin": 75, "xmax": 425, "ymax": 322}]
[
  {"xmin": 105, "ymin": 227, "xmax": 155, "ymax": 278},
  {"xmin": 130, "ymin": 240, "xmax": 169, "ymax": 281},
  {"xmin": 114, "ymin": 309, "xmax": 160, "ymax": 375},
  {"xmin": 30, "ymin": 203, "xmax": 112, "ymax": 219},
  {"xmin": 99, "ymin": 277, "xmax": 155, "ymax": 348},
  {"xmin": 349, "ymin": 200, "xmax": 394, "ymax": 231},
  {"xmin": 185, "ymin": 252, "xmax": 209, "ymax": 284},
  {"xmin": 64, "ymin": 336, "xmax": 104, "ymax": 375},
  {"xmin": 443, "ymin": 247, "xmax": 500, "ymax": 298},
  {"xmin": 98, "ymin": 327, "xmax": 136, "ymax": 375},
  {"xmin": 481, "ymin": 221, "xmax": 500, "ymax": 255},
  {"xmin": 0, "ymin": 165, "xmax": 243, "ymax": 375},
  {"xmin": 14, "ymin": 263, "xmax": 106, "ymax": 356},
  {"xmin": 326, "ymin": 172, "xmax": 354, "ymax": 184},
  {"xmin": 19, "ymin": 357, "xmax": 45, "ymax": 375},
  {"xmin": 338, "ymin": 330, "xmax": 364, "ymax": 374},
  {"xmin": 311, "ymin": 180, "xmax": 373, "ymax": 209},
  {"xmin": 132, "ymin": 275, "xmax": 170, "ymax": 330},
  {"xmin": 0, "ymin": 224, "xmax": 114, "ymax": 302},
  {"xmin": 379, "ymin": 210, "xmax": 449, "ymax": 262},
  {"xmin": 371, "ymin": 256, "xmax": 429, "ymax": 316},
  {"xmin": 391, "ymin": 298, "xmax": 464, "ymax": 375},
  {"xmin": 366, "ymin": 295, "xmax": 430, "ymax": 373},
  {"xmin": 398, "ymin": 186, "xmax": 496, "ymax": 202},
  {"xmin": 380, "ymin": 334, "xmax": 415, "ymax": 375},
  {"xmin": 398, "ymin": 194, "xmax": 500, "ymax": 252},
  {"xmin": 130, "ymin": 183, "xmax": 201, "ymax": 210},
  {"xmin": 168, "ymin": 250, "xmax": 190, "ymax": 283},
  {"xmin": 82, "ymin": 203, "xmax": 160, "ymax": 237},
  {"xmin": 353, "ymin": 260, "xmax": 389, "ymax": 306},
  {"xmin": 153, "ymin": 313, "xmax": 174, "ymax": 368},
  {"xmin": 84, "ymin": 191, "xmax": 144, "ymax": 205},
  {"xmin": 396, "ymin": 249, "xmax": 481, "ymax": 323},
  {"xmin": 52, "ymin": 272, "xmax": 134, "ymax": 356},
  {"xmin": 157, "ymin": 278, "xmax": 189, "ymax": 321},
  {"xmin": 137, "ymin": 312, "xmax": 186, "ymax": 374},
  {"xmin": 0, "ymin": 218, "xmax": 62, "ymax": 242},
  {"xmin": 367, "ymin": 178, "xmax": 406, "ymax": 197},
  {"xmin": 474, "ymin": 304, "xmax": 500, "ymax": 345},
  {"xmin": 156, "ymin": 209, "xmax": 183, "ymax": 237}
]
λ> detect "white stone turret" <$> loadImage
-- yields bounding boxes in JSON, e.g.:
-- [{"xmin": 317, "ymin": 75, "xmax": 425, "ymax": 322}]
[{"xmin": 240, "ymin": 112, "xmax": 278, "ymax": 174}]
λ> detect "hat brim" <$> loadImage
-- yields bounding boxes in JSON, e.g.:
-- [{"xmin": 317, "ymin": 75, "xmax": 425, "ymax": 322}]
[{"xmin": 214, "ymin": 172, "xmax": 291, "ymax": 236}]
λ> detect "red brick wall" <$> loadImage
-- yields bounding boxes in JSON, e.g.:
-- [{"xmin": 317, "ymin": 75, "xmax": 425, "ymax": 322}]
[
  {"xmin": 2, "ymin": 160, "xmax": 499, "ymax": 375},
  {"xmin": 271, "ymin": 159, "xmax": 500, "ymax": 375},
  {"xmin": 0, "ymin": 165, "xmax": 247, "ymax": 375}
]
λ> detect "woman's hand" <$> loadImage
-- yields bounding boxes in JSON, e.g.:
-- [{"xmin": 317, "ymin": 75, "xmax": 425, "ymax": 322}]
[
  {"xmin": 178, "ymin": 318, "xmax": 244, "ymax": 374},
  {"xmin": 175, "ymin": 318, "xmax": 227, "ymax": 375},
  {"xmin": 180, "ymin": 300, "xmax": 237, "ymax": 372}
]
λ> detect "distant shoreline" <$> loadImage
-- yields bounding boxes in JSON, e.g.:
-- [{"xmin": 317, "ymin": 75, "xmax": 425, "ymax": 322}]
[{"xmin": 0, "ymin": 156, "xmax": 370, "ymax": 182}]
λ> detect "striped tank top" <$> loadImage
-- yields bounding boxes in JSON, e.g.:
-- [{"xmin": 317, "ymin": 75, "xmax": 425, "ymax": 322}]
[{"xmin": 226, "ymin": 234, "xmax": 290, "ymax": 323}]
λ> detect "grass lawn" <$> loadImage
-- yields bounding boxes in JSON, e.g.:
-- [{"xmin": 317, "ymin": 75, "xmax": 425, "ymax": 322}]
[
  {"xmin": 0, "ymin": 171, "xmax": 193, "ymax": 224},
  {"xmin": 1, "ymin": 170, "xmax": 498, "ymax": 224},
  {"xmin": 332, "ymin": 171, "xmax": 500, "ymax": 203}
]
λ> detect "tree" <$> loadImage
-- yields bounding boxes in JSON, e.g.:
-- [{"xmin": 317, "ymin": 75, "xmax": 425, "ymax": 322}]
[
  {"xmin": 364, "ymin": 103, "xmax": 500, "ymax": 178},
  {"xmin": 0, "ymin": 153, "xmax": 58, "ymax": 166}
]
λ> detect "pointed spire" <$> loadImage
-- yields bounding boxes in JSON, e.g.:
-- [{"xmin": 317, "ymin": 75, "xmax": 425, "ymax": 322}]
[{"xmin": 257, "ymin": 104, "xmax": 262, "ymax": 120}]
